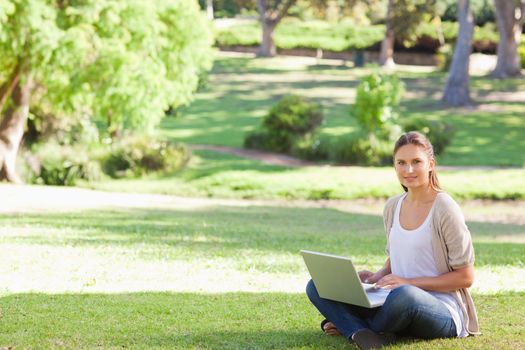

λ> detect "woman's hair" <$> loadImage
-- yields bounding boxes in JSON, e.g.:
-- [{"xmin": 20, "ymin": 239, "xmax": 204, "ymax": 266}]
[{"xmin": 393, "ymin": 131, "xmax": 442, "ymax": 192}]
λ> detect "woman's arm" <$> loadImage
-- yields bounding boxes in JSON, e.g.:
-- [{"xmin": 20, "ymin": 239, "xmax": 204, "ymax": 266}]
[
  {"xmin": 358, "ymin": 258, "xmax": 392, "ymax": 283},
  {"xmin": 375, "ymin": 264, "xmax": 474, "ymax": 292}
]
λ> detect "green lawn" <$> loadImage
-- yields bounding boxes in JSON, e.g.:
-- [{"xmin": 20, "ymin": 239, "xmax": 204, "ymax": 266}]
[
  {"xmin": 84, "ymin": 53, "xmax": 525, "ymax": 203},
  {"xmin": 82, "ymin": 150, "xmax": 525, "ymax": 201},
  {"xmin": 1, "ymin": 202, "xmax": 524, "ymax": 349},
  {"xmin": 161, "ymin": 54, "xmax": 525, "ymax": 167},
  {"xmin": 1, "ymin": 292, "xmax": 523, "ymax": 349}
]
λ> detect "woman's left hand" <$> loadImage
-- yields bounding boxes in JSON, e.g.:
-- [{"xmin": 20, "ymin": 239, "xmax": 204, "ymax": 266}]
[{"xmin": 375, "ymin": 274, "xmax": 411, "ymax": 289}]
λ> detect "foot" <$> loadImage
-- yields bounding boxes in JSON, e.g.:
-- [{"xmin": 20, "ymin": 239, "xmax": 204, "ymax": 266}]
[
  {"xmin": 320, "ymin": 320, "xmax": 341, "ymax": 336},
  {"xmin": 351, "ymin": 329, "xmax": 394, "ymax": 350}
]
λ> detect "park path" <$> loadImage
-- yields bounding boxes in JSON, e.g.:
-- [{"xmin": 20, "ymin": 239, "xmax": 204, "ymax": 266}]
[{"xmin": 190, "ymin": 144, "xmax": 516, "ymax": 171}]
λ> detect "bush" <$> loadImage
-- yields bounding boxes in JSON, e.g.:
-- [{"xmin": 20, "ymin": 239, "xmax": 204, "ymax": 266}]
[
  {"xmin": 402, "ymin": 119, "xmax": 455, "ymax": 156},
  {"xmin": 245, "ymin": 95, "xmax": 323, "ymax": 154},
  {"xmin": 328, "ymin": 135, "xmax": 392, "ymax": 166},
  {"xmin": 243, "ymin": 129, "xmax": 291, "ymax": 153},
  {"xmin": 436, "ymin": 44, "xmax": 454, "ymax": 71},
  {"xmin": 28, "ymin": 142, "xmax": 103, "ymax": 186},
  {"xmin": 350, "ymin": 72, "xmax": 404, "ymax": 138},
  {"xmin": 519, "ymin": 44, "xmax": 525, "ymax": 69},
  {"xmin": 290, "ymin": 134, "xmax": 329, "ymax": 161},
  {"xmin": 264, "ymin": 95, "xmax": 323, "ymax": 134},
  {"xmin": 102, "ymin": 135, "xmax": 190, "ymax": 178}
]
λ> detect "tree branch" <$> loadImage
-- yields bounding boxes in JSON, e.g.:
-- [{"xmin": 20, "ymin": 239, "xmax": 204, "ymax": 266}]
[
  {"xmin": 273, "ymin": 0, "xmax": 296, "ymax": 24},
  {"xmin": 0, "ymin": 62, "xmax": 21, "ymax": 113}
]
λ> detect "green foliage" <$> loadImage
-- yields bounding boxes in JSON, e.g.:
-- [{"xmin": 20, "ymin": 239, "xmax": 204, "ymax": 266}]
[
  {"xmin": 102, "ymin": 135, "xmax": 191, "ymax": 178},
  {"xmin": 25, "ymin": 108, "xmax": 99, "ymax": 147},
  {"xmin": 328, "ymin": 135, "xmax": 392, "ymax": 166},
  {"xmin": 519, "ymin": 44, "xmax": 525, "ymax": 69},
  {"xmin": 351, "ymin": 72, "xmax": 404, "ymax": 138},
  {"xmin": 436, "ymin": 44, "xmax": 454, "ymax": 71},
  {"xmin": 263, "ymin": 95, "xmax": 323, "ymax": 135},
  {"xmin": 402, "ymin": 119, "xmax": 455, "ymax": 156},
  {"xmin": 0, "ymin": 0, "xmax": 214, "ymax": 137},
  {"xmin": 214, "ymin": 18, "xmax": 385, "ymax": 51},
  {"xmin": 215, "ymin": 18, "xmax": 500, "ymax": 54},
  {"xmin": 199, "ymin": 0, "xmax": 257, "ymax": 18},
  {"xmin": 275, "ymin": 18, "xmax": 385, "ymax": 51},
  {"xmin": 29, "ymin": 143, "xmax": 103, "ymax": 186},
  {"xmin": 214, "ymin": 22, "xmax": 260, "ymax": 46},
  {"xmin": 290, "ymin": 134, "xmax": 329, "ymax": 161},
  {"xmin": 391, "ymin": 0, "xmax": 438, "ymax": 47},
  {"xmin": 244, "ymin": 95, "xmax": 324, "ymax": 154},
  {"xmin": 440, "ymin": 0, "xmax": 495, "ymax": 26}
]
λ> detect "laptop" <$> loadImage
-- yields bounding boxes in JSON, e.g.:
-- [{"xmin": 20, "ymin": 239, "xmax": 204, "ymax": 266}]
[{"xmin": 301, "ymin": 250, "xmax": 390, "ymax": 308}]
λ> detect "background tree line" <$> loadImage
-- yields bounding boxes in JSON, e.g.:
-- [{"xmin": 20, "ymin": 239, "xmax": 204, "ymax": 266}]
[{"xmin": 204, "ymin": 0, "xmax": 524, "ymax": 106}]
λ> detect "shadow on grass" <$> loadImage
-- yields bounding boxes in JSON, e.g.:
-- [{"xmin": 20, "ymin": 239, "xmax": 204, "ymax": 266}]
[
  {"xmin": 1, "ymin": 205, "xmax": 523, "ymax": 267},
  {"xmin": 0, "ymin": 291, "xmax": 523, "ymax": 349},
  {"xmin": 171, "ymin": 150, "xmax": 296, "ymax": 181}
]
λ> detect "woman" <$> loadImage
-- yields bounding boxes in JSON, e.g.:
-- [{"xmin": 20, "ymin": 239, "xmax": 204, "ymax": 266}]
[{"xmin": 306, "ymin": 132, "xmax": 480, "ymax": 350}]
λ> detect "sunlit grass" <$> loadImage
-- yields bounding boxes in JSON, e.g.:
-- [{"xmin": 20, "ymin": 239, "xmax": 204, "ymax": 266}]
[
  {"xmin": 0, "ymin": 201, "xmax": 524, "ymax": 349},
  {"xmin": 83, "ymin": 150, "xmax": 525, "ymax": 201},
  {"xmin": 161, "ymin": 53, "xmax": 525, "ymax": 166},
  {"xmin": 1, "ymin": 205, "xmax": 523, "ymax": 296},
  {"xmin": 1, "ymin": 292, "xmax": 523, "ymax": 349}
]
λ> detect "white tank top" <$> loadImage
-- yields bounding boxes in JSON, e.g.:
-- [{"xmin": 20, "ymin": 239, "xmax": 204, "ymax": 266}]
[{"xmin": 389, "ymin": 194, "xmax": 467, "ymax": 337}]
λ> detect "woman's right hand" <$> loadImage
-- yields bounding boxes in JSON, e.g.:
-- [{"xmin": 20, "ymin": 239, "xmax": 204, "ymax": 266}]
[{"xmin": 358, "ymin": 270, "xmax": 382, "ymax": 284}]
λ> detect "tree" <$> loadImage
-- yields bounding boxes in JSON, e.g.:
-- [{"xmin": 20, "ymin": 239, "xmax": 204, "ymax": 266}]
[
  {"xmin": 379, "ymin": 0, "xmax": 395, "ymax": 67},
  {"xmin": 380, "ymin": 0, "xmax": 438, "ymax": 68},
  {"xmin": 207, "ymin": 0, "xmax": 214, "ymax": 20},
  {"xmin": 0, "ymin": 0, "xmax": 213, "ymax": 182},
  {"xmin": 442, "ymin": 0, "xmax": 475, "ymax": 107},
  {"xmin": 492, "ymin": 0, "xmax": 524, "ymax": 78},
  {"xmin": 256, "ymin": 0, "xmax": 297, "ymax": 57}
]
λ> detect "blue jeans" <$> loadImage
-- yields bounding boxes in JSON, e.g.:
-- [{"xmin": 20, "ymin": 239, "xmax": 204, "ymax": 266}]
[{"xmin": 306, "ymin": 280, "xmax": 457, "ymax": 340}]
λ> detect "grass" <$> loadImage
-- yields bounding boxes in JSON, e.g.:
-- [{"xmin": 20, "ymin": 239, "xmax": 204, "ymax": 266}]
[
  {"xmin": 82, "ymin": 150, "xmax": 525, "ymax": 201},
  {"xmin": 0, "ymin": 201, "xmax": 524, "ymax": 349},
  {"xmin": 1, "ymin": 292, "xmax": 524, "ymax": 349},
  {"xmin": 161, "ymin": 54, "xmax": 525, "ymax": 167}
]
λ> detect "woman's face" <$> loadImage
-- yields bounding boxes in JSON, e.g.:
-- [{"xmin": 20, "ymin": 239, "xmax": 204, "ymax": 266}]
[{"xmin": 394, "ymin": 144, "xmax": 435, "ymax": 190}]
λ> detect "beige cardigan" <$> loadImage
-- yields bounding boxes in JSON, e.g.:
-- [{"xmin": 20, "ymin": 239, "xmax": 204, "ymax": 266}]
[{"xmin": 383, "ymin": 192, "xmax": 480, "ymax": 335}]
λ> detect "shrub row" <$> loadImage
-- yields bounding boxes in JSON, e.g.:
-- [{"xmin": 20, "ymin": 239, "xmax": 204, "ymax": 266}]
[
  {"xmin": 20, "ymin": 135, "xmax": 190, "ymax": 186},
  {"xmin": 215, "ymin": 18, "xmax": 501, "ymax": 54}
]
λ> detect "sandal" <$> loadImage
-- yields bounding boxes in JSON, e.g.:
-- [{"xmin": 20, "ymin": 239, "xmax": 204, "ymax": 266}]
[{"xmin": 320, "ymin": 319, "xmax": 330, "ymax": 332}]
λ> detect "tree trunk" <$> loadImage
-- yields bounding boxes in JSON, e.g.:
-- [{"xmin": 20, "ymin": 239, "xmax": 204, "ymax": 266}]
[
  {"xmin": 206, "ymin": 0, "xmax": 214, "ymax": 20},
  {"xmin": 0, "ymin": 74, "xmax": 33, "ymax": 183},
  {"xmin": 256, "ymin": 0, "xmax": 296, "ymax": 57},
  {"xmin": 492, "ymin": 0, "xmax": 523, "ymax": 78},
  {"xmin": 379, "ymin": 0, "xmax": 395, "ymax": 68},
  {"xmin": 256, "ymin": 0, "xmax": 277, "ymax": 57},
  {"xmin": 442, "ymin": 0, "xmax": 474, "ymax": 107},
  {"xmin": 258, "ymin": 20, "xmax": 277, "ymax": 57}
]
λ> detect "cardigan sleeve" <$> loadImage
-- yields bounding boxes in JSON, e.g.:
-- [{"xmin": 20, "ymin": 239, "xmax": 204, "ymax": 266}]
[
  {"xmin": 437, "ymin": 196, "xmax": 475, "ymax": 269},
  {"xmin": 383, "ymin": 194, "xmax": 402, "ymax": 256}
]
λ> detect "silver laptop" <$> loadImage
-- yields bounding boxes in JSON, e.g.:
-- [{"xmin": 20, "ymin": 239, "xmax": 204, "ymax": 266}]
[{"xmin": 301, "ymin": 250, "xmax": 390, "ymax": 308}]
